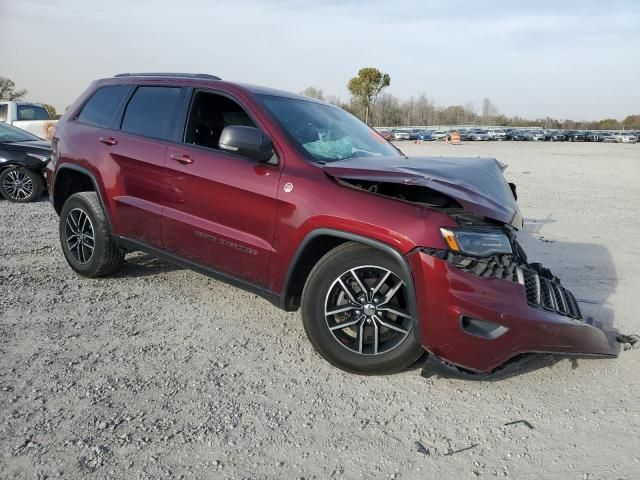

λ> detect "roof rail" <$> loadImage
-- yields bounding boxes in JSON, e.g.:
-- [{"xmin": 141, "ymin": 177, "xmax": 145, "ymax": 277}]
[{"xmin": 114, "ymin": 72, "xmax": 221, "ymax": 80}]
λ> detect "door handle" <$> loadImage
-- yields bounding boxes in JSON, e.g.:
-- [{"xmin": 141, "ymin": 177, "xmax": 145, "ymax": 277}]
[
  {"xmin": 169, "ymin": 153, "xmax": 194, "ymax": 165},
  {"xmin": 98, "ymin": 136, "xmax": 118, "ymax": 146}
]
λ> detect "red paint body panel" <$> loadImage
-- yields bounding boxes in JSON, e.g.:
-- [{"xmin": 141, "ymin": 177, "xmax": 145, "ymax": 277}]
[
  {"xmin": 408, "ymin": 252, "xmax": 619, "ymax": 372},
  {"xmin": 47, "ymin": 75, "xmax": 620, "ymax": 373},
  {"xmin": 162, "ymin": 143, "xmax": 280, "ymax": 283}
]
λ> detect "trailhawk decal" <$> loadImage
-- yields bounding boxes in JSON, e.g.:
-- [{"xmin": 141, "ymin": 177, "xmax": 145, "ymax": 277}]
[{"xmin": 194, "ymin": 231, "xmax": 258, "ymax": 256}]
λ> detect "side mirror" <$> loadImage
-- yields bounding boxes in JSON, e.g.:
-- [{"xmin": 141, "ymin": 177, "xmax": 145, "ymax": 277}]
[{"xmin": 218, "ymin": 125, "xmax": 275, "ymax": 162}]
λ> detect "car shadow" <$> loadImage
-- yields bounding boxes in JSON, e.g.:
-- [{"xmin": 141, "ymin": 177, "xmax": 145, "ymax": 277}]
[
  {"xmin": 108, "ymin": 216, "xmax": 620, "ymax": 381},
  {"xmin": 518, "ymin": 215, "xmax": 617, "ymax": 332},
  {"xmin": 115, "ymin": 252, "xmax": 182, "ymax": 278}
]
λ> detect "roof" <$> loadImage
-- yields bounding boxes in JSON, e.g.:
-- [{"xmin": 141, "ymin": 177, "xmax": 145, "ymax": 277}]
[{"xmin": 104, "ymin": 73, "xmax": 333, "ymax": 107}]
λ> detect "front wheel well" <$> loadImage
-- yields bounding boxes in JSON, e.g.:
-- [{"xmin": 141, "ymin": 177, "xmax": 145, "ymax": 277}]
[
  {"xmin": 53, "ymin": 168, "xmax": 96, "ymax": 214},
  {"xmin": 281, "ymin": 232, "xmax": 415, "ymax": 313},
  {"xmin": 282, "ymin": 235, "xmax": 349, "ymax": 311}
]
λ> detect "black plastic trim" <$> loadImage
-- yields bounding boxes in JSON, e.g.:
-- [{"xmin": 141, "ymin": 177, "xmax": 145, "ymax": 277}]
[
  {"xmin": 51, "ymin": 164, "xmax": 112, "ymax": 229},
  {"xmin": 114, "ymin": 73, "xmax": 221, "ymax": 80},
  {"xmin": 281, "ymin": 228, "xmax": 420, "ymax": 341},
  {"xmin": 114, "ymin": 236, "xmax": 280, "ymax": 307}
]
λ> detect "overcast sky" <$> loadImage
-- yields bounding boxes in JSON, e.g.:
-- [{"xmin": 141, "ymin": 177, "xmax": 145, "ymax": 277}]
[{"xmin": 1, "ymin": 0, "xmax": 638, "ymax": 120}]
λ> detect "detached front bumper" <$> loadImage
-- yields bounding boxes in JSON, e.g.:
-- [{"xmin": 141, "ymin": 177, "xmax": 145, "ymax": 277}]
[{"xmin": 407, "ymin": 251, "xmax": 620, "ymax": 374}]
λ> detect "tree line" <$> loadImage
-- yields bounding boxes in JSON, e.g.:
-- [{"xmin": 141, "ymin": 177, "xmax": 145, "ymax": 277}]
[
  {"xmin": 2, "ymin": 74, "xmax": 637, "ymax": 130},
  {"xmin": 303, "ymin": 68, "xmax": 640, "ymax": 130}
]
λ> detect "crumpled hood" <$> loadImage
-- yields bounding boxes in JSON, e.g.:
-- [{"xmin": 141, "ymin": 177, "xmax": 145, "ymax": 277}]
[{"xmin": 322, "ymin": 155, "xmax": 523, "ymax": 228}]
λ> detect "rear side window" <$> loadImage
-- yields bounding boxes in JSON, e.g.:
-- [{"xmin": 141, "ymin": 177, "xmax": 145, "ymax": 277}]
[
  {"xmin": 77, "ymin": 85, "xmax": 131, "ymax": 128},
  {"xmin": 0, "ymin": 104, "xmax": 7, "ymax": 122},
  {"xmin": 121, "ymin": 86, "xmax": 181, "ymax": 140},
  {"xmin": 17, "ymin": 105, "xmax": 51, "ymax": 120}
]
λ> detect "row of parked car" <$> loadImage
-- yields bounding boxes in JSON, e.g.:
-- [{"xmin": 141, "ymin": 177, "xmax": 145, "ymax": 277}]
[{"xmin": 382, "ymin": 127, "xmax": 639, "ymax": 143}]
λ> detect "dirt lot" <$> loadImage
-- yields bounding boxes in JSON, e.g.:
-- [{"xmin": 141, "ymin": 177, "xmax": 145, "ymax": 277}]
[{"xmin": 1, "ymin": 141, "xmax": 639, "ymax": 479}]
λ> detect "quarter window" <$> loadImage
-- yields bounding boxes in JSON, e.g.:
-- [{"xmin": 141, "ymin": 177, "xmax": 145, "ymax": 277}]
[
  {"xmin": 0, "ymin": 104, "xmax": 7, "ymax": 122},
  {"xmin": 77, "ymin": 85, "xmax": 131, "ymax": 128},
  {"xmin": 121, "ymin": 86, "xmax": 181, "ymax": 140}
]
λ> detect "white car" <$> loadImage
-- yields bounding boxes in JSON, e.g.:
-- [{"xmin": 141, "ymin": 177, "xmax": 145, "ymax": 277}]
[
  {"xmin": 612, "ymin": 132, "xmax": 638, "ymax": 143},
  {"xmin": 431, "ymin": 130, "xmax": 447, "ymax": 140},
  {"xmin": 487, "ymin": 129, "xmax": 507, "ymax": 140}
]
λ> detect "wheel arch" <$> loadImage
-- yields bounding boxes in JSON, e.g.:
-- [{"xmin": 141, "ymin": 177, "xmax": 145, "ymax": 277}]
[
  {"xmin": 280, "ymin": 228, "xmax": 420, "ymax": 339},
  {"xmin": 52, "ymin": 165, "xmax": 111, "ymax": 228}
]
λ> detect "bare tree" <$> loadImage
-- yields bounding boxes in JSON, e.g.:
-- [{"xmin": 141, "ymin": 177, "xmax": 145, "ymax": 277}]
[
  {"xmin": 481, "ymin": 97, "xmax": 499, "ymax": 124},
  {"xmin": 0, "ymin": 77, "xmax": 27, "ymax": 101},
  {"xmin": 372, "ymin": 93, "xmax": 402, "ymax": 126},
  {"xmin": 325, "ymin": 95, "xmax": 345, "ymax": 108},
  {"xmin": 300, "ymin": 86, "xmax": 325, "ymax": 101}
]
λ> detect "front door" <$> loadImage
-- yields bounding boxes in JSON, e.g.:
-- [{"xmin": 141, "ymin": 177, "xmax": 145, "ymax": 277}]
[{"xmin": 162, "ymin": 90, "xmax": 281, "ymax": 285}]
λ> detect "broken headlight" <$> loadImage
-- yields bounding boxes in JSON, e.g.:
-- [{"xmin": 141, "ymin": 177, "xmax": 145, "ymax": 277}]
[{"xmin": 440, "ymin": 228, "xmax": 512, "ymax": 257}]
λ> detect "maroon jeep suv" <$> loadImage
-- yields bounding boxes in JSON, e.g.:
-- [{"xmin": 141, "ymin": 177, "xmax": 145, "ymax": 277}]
[{"xmin": 47, "ymin": 73, "xmax": 620, "ymax": 376}]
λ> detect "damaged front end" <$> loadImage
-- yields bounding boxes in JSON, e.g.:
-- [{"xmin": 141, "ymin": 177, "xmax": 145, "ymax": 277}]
[{"xmin": 323, "ymin": 155, "xmax": 631, "ymax": 376}]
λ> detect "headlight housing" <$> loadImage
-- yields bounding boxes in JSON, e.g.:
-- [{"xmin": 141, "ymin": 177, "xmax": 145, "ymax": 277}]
[{"xmin": 440, "ymin": 228, "xmax": 512, "ymax": 257}]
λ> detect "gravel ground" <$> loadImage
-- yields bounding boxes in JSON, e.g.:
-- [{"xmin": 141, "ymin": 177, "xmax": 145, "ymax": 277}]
[{"xmin": 1, "ymin": 141, "xmax": 639, "ymax": 479}]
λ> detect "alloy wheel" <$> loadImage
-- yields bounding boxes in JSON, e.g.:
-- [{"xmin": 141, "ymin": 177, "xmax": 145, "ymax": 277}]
[
  {"xmin": 2, "ymin": 170, "xmax": 33, "ymax": 200},
  {"xmin": 324, "ymin": 265, "xmax": 413, "ymax": 355},
  {"xmin": 64, "ymin": 208, "xmax": 95, "ymax": 264}
]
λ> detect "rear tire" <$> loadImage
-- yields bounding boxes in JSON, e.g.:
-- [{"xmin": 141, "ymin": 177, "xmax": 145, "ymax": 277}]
[
  {"xmin": 301, "ymin": 242, "xmax": 424, "ymax": 375},
  {"xmin": 59, "ymin": 192, "xmax": 125, "ymax": 277},
  {"xmin": 0, "ymin": 167, "xmax": 44, "ymax": 203}
]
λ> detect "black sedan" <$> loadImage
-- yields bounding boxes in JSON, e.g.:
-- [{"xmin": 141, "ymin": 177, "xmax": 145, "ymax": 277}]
[
  {"xmin": 510, "ymin": 130, "xmax": 528, "ymax": 141},
  {"xmin": 544, "ymin": 130, "xmax": 566, "ymax": 141},
  {"xmin": 564, "ymin": 130, "xmax": 587, "ymax": 142},
  {"xmin": 0, "ymin": 122, "xmax": 51, "ymax": 202},
  {"xmin": 585, "ymin": 131, "xmax": 608, "ymax": 142}
]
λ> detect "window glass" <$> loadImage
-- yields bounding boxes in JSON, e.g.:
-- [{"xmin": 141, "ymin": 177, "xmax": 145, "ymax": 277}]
[
  {"xmin": 17, "ymin": 105, "xmax": 51, "ymax": 121},
  {"xmin": 259, "ymin": 95, "xmax": 399, "ymax": 162},
  {"xmin": 0, "ymin": 104, "xmax": 7, "ymax": 122},
  {"xmin": 77, "ymin": 85, "xmax": 130, "ymax": 128},
  {"xmin": 184, "ymin": 91, "xmax": 256, "ymax": 150},
  {"xmin": 0, "ymin": 121, "xmax": 41, "ymax": 142},
  {"xmin": 121, "ymin": 86, "xmax": 181, "ymax": 139}
]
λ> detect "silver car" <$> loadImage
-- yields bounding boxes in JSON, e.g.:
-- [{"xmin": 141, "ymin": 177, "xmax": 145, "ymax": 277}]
[
  {"xmin": 393, "ymin": 129, "xmax": 412, "ymax": 141},
  {"xmin": 487, "ymin": 129, "xmax": 507, "ymax": 140},
  {"xmin": 525, "ymin": 130, "xmax": 545, "ymax": 141},
  {"xmin": 470, "ymin": 129, "xmax": 490, "ymax": 141}
]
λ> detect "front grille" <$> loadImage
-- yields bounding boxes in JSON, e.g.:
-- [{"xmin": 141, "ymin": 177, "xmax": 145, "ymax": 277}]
[
  {"xmin": 521, "ymin": 268, "xmax": 582, "ymax": 319},
  {"xmin": 419, "ymin": 248, "xmax": 519, "ymax": 282},
  {"xmin": 421, "ymin": 248, "xmax": 583, "ymax": 320}
]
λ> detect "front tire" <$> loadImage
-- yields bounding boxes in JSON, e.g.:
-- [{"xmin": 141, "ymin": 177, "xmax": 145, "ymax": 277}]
[
  {"xmin": 59, "ymin": 192, "xmax": 125, "ymax": 277},
  {"xmin": 301, "ymin": 242, "xmax": 424, "ymax": 375},
  {"xmin": 0, "ymin": 167, "xmax": 44, "ymax": 203}
]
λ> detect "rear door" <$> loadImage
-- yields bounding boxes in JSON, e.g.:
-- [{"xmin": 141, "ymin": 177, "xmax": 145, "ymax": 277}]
[
  {"xmin": 161, "ymin": 89, "xmax": 281, "ymax": 285},
  {"xmin": 98, "ymin": 85, "xmax": 183, "ymax": 247}
]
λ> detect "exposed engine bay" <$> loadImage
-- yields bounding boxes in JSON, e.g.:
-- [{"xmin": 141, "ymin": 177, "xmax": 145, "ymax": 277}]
[{"xmin": 336, "ymin": 178, "xmax": 463, "ymax": 210}]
